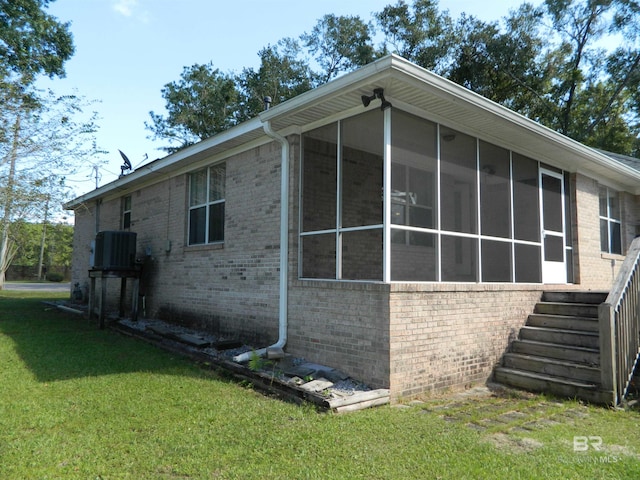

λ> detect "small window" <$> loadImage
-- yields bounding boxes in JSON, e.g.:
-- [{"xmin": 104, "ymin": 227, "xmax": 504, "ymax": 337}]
[
  {"xmin": 599, "ymin": 186, "xmax": 621, "ymax": 255},
  {"xmin": 122, "ymin": 195, "xmax": 132, "ymax": 230},
  {"xmin": 188, "ymin": 163, "xmax": 225, "ymax": 245}
]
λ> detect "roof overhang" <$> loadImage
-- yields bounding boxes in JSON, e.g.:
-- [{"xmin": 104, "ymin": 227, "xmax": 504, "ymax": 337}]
[
  {"xmin": 66, "ymin": 54, "xmax": 640, "ymax": 210},
  {"xmin": 65, "ymin": 117, "xmax": 267, "ymax": 209},
  {"xmin": 259, "ymin": 54, "xmax": 640, "ymax": 193}
]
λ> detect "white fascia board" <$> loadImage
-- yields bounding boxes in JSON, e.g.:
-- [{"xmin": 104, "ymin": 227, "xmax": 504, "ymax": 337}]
[
  {"xmin": 258, "ymin": 55, "xmax": 397, "ymax": 124},
  {"xmin": 391, "ymin": 59, "xmax": 640, "ymax": 187},
  {"xmin": 65, "ymin": 54, "xmax": 640, "ymax": 208},
  {"xmin": 64, "ymin": 117, "xmax": 265, "ymax": 209}
]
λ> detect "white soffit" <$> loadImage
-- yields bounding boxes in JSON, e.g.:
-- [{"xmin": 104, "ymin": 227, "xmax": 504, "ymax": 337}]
[
  {"xmin": 68, "ymin": 54, "xmax": 640, "ymax": 209},
  {"xmin": 65, "ymin": 118, "xmax": 267, "ymax": 208},
  {"xmin": 262, "ymin": 54, "xmax": 640, "ymax": 193}
]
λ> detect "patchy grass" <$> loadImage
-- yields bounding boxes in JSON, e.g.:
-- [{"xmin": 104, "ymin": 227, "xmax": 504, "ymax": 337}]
[{"xmin": 1, "ymin": 290, "xmax": 639, "ymax": 479}]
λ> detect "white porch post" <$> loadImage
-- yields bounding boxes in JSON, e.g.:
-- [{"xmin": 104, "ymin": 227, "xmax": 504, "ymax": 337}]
[{"xmin": 383, "ymin": 107, "xmax": 392, "ymax": 283}]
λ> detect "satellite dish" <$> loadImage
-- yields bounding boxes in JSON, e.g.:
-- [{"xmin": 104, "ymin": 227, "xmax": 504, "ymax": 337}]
[{"xmin": 118, "ymin": 149, "xmax": 132, "ymax": 177}]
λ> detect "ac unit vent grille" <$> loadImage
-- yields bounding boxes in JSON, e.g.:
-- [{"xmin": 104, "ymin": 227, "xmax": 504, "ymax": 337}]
[{"xmin": 93, "ymin": 231, "xmax": 137, "ymax": 270}]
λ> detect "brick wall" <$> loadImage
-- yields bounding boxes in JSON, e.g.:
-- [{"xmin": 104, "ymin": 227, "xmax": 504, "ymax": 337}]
[
  {"xmin": 621, "ymin": 190, "xmax": 640, "ymax": 250},
  {"xmin": 68, "ymin": 134, "xmax": 640, "ymax": 401},
  {"xmin": 388, "ymin": 284, "xmax": 545, "ymax": 399},
  {"xmin": 287, "ymin": 281, "xmax": 391, "ymax": 388},
  {"xmin": 70, "ymin": 141, "xmax": 284, "ymax": 343},
  {"xmin": 69, "ymin": 203, "xmax": 95, "ymax": 298},
  {"xmin": 572, "ymin": 173, "xmax": 640, "ymax": 290}
]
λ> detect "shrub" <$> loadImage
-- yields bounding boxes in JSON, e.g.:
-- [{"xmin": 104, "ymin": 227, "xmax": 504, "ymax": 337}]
[{"xmin": 47, "ymin": 272, "xmax": 64, "ymax": 282}]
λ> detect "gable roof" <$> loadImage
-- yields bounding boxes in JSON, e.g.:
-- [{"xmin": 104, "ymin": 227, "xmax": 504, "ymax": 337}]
[{"xmin": 66, "ymin": 54, "xmax": 640, "ymax": 209}]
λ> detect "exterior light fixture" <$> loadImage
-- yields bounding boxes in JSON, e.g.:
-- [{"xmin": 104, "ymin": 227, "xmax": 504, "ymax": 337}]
[{"xmin": 361, "ymin": 88, "xmax": 392, "ymax": 111}]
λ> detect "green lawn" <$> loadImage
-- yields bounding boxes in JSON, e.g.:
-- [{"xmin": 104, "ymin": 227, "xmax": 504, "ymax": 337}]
[{"xmin": 1, "ymin": 291, "xmax": 639, "ymax": 479}]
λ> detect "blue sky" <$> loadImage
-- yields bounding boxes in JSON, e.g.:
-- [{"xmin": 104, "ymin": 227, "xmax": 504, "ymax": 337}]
[{"xmin": 39, "ymin": 0, "xmax": 528, "ymax": 195}]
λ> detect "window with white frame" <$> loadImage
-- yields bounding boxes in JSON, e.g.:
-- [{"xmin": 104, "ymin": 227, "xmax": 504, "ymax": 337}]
[
  {"xmin": 599, "ymin": 186, "xmax": 621, "ymax": 254},
  {"xmin": 122, "ymin": 195, "xmax": 131, "ymax": 230},
  {"xmin": 188, "ymin": 163, "xmax": 225, "ymax": 245}
]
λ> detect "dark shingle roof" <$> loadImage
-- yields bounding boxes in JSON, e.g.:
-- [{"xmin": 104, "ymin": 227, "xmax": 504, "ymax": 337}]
[{"xmin": 597, "ymin": 149, "xmax": 640, "ymax": 173}]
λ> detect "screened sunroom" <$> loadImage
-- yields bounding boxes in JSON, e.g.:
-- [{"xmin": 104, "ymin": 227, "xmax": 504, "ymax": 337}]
[{"xmin": 300, "ymin": 108, "xmax": 573, "ymax": 284}]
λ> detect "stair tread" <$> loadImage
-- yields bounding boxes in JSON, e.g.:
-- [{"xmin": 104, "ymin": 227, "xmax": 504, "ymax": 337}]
[
  {"xmin": 495, "ymin": 367, "xmax": 598, "ymax": 388},
  {"xmin": 520, "ymin": 325, "xmax": 598, "ymax": 336},
  {"xmin": 542, "ymin": 292, "xmax": 608, "ymax": 305},
  {"xmin": 503, "ymin": 352, "xmax": 600, "ymax": 371},
  {"xmin": 514, "ymin": 338, "xmax": 599, "ymax": 353},
  {"xmin": 529, "ymin": 313, "xmax": 599, "ymax": 321},
  {"xmin": 537, "ymin": 301, "xmax": 599, "ymax": 306}
]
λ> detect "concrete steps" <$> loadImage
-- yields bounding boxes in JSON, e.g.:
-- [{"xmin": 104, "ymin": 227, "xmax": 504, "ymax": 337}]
[
  {"xmin": 494, "ymin": 291, "xmax": 610, "ymax": 404},
  {"xmin": 518, "ymin": 326, "xmax": 599, "ymax": 349},
  {"xmin": 502, "ymin": 353, "xmax": 601, "ymax": 383},
  {"xmin": 510, "ymin": 339, "xmax": 599, "ymax": 365},
  {"xmin": 495, "ymin": 368, "xmax": 611, "ymax": 404},
  {"xmin": 526, "ymin": 313, "xmax": 599, "ymax": 332}
]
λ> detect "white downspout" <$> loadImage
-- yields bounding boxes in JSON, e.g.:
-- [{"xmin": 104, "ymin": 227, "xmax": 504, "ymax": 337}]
[{"xmin": 233, "ymin": 120, "xmax": 289, "ymax": 362}]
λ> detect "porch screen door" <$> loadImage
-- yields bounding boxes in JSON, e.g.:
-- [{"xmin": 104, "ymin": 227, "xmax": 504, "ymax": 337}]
[{"xmin": 540, "ymin": 168, "xmax": 566, "ymax": 283}]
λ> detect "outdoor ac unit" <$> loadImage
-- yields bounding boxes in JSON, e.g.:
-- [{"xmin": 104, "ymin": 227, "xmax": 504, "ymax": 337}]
[{"xmin": 93, "ymin": 231, "xmax": 137, "ymax": 270}]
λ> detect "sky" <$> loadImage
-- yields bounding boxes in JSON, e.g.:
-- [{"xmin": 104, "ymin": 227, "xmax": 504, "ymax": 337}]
[{"xmin": 38, "ymin": 0, "xmax": 530, "ymax": 198}]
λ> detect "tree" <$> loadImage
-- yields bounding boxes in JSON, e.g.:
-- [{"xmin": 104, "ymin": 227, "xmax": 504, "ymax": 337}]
[
  {"xmin": 146, "ymin": 63, "xmax": 242, "ymax": 153},
  {"xmin": 375, "ymin": 0, "xmax": 454, "ymax": 72},
  {"xmin": 10, "ymin": 219, "xmax": 73, "ymax": 277},
  {"xmin": 237, "ymin": 39, "xmax": 318, "ymax": 119},
  {"xmin": 0, "ymin": 87, "xmax": 99, "ymax": 287},
  {"xmin": 301, "ymin": 14, "xmax": 377, "ymax": 82},
  {"xmin": 0, "ymin": 0, "xmax": 80, "ymax": 288},
  {"xmin": 147, "ymin": 0, "xmax": 640, "ymax": 158},
  {"xmin": 446, "ymin": 4, "xmax": 555, "ymax": 120},
  {"xmin": 0, "ymin": 0, "xmax": 74, "ymax": 83},
  {"xmin": 379, "ymin": 0, "xmax": 640, "ymax": 155},
  {"xmin": 538, "ymin": 0, "xmax": 640, "ymax": 153}
]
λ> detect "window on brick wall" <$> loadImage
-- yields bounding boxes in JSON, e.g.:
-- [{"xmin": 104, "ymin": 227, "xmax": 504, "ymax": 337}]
[
  {"xmin": 599, "ymin": 185, "xmax": 621, "ymax": 254},
  {"xmin": 122, "ymin": 195, "xmax": 131, "ymax": 230},
  {"xmin": 188, "ymin": 163, "xmax": 225, "ymax": 245}
]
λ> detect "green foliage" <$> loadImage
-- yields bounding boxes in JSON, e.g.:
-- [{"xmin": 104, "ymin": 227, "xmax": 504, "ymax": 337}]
[
  {"xmin": 375, "ymin": 0, "xmax": 454, "ymax": 71},
  {"xmin": 301, "ymin": 13, "xmax": 377, "ymax": 82},
  {"xmin": 0, "ymin": 0, "xmax": 74, "ymax": 83},
  {"xmin": 146, "ymin": 63, "xmax": 241, "ymax": 153},
  {"xmin": 46, "ymin": 272, "xmax": 63, "ymax": 282},
  {"xmin": 0, "ymin": 85, "xmax": 98, "ymax": 285},
  {"xmin": 237, "ymin": 39, "xmax": 318, "ymax": 119},
  {"xmin": 148, "ymin": 0, "xmax": 640, "ymax": 158},
  {"xmin": 247, "ymin": 350, "xmax": 276, "ymax": 374},
  {"xmin": 247, "ymin": 350, "xmax": 265, "ymax": 371},
  {"xmin": 1, "ymin": 291, "xmax": 639, "ymax": 479},
  {"xmin": 9, "ymin": 221, "xmax": 72, "ymax": 277}
]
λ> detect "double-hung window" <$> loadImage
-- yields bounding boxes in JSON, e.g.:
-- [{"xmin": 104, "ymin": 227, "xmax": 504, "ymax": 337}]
[
  {"xmin": 188, "ymin": 163, "xmax": 225, "ymax": 245},
  {"xmin": 599, "ymin": 186, "xmax": 621, "ymax": 255},
  {"xmin": 122, "ymin": 195, "xmax": 132, "ymax": 230}
]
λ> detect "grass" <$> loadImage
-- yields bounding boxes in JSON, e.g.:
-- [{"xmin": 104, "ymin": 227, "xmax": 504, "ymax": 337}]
[{"xmin": 1, "ymin": 291, "xmax": 639, "ymax": 479}]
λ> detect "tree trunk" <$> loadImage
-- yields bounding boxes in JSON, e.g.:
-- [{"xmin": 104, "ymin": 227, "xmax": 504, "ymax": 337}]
[
  {"xmin": 0, "ymin": 115, "xmax": 21, "ymax": 290},
  {"xmin": 37, "ymin": 198, "xmax": 49, "ymax": 280}
]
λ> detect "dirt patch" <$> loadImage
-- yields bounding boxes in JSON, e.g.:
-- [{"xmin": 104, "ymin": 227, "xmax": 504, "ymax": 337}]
[{"xmin": 486, "ymin": 433, "xmax": 544, "ymax": 454}]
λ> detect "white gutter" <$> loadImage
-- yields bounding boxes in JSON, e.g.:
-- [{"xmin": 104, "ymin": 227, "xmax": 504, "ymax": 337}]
[{"xmin": 233, "ymin": 120, "xmax": 289, "ymax": 362}]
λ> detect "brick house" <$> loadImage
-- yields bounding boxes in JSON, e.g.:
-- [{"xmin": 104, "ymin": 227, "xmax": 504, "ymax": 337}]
[{"xmin": 66, "ymin": 55, "xmax": 640, "ymax": 401}]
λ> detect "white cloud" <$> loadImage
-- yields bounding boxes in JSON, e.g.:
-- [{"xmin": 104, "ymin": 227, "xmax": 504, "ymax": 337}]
[
  {"xmin": 112, "ymin": 0, "xmax": 150, "ymax": 23},
  {"xmin": 113, "ymin": 0, "xmax": 138, "ymax": 17}
]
